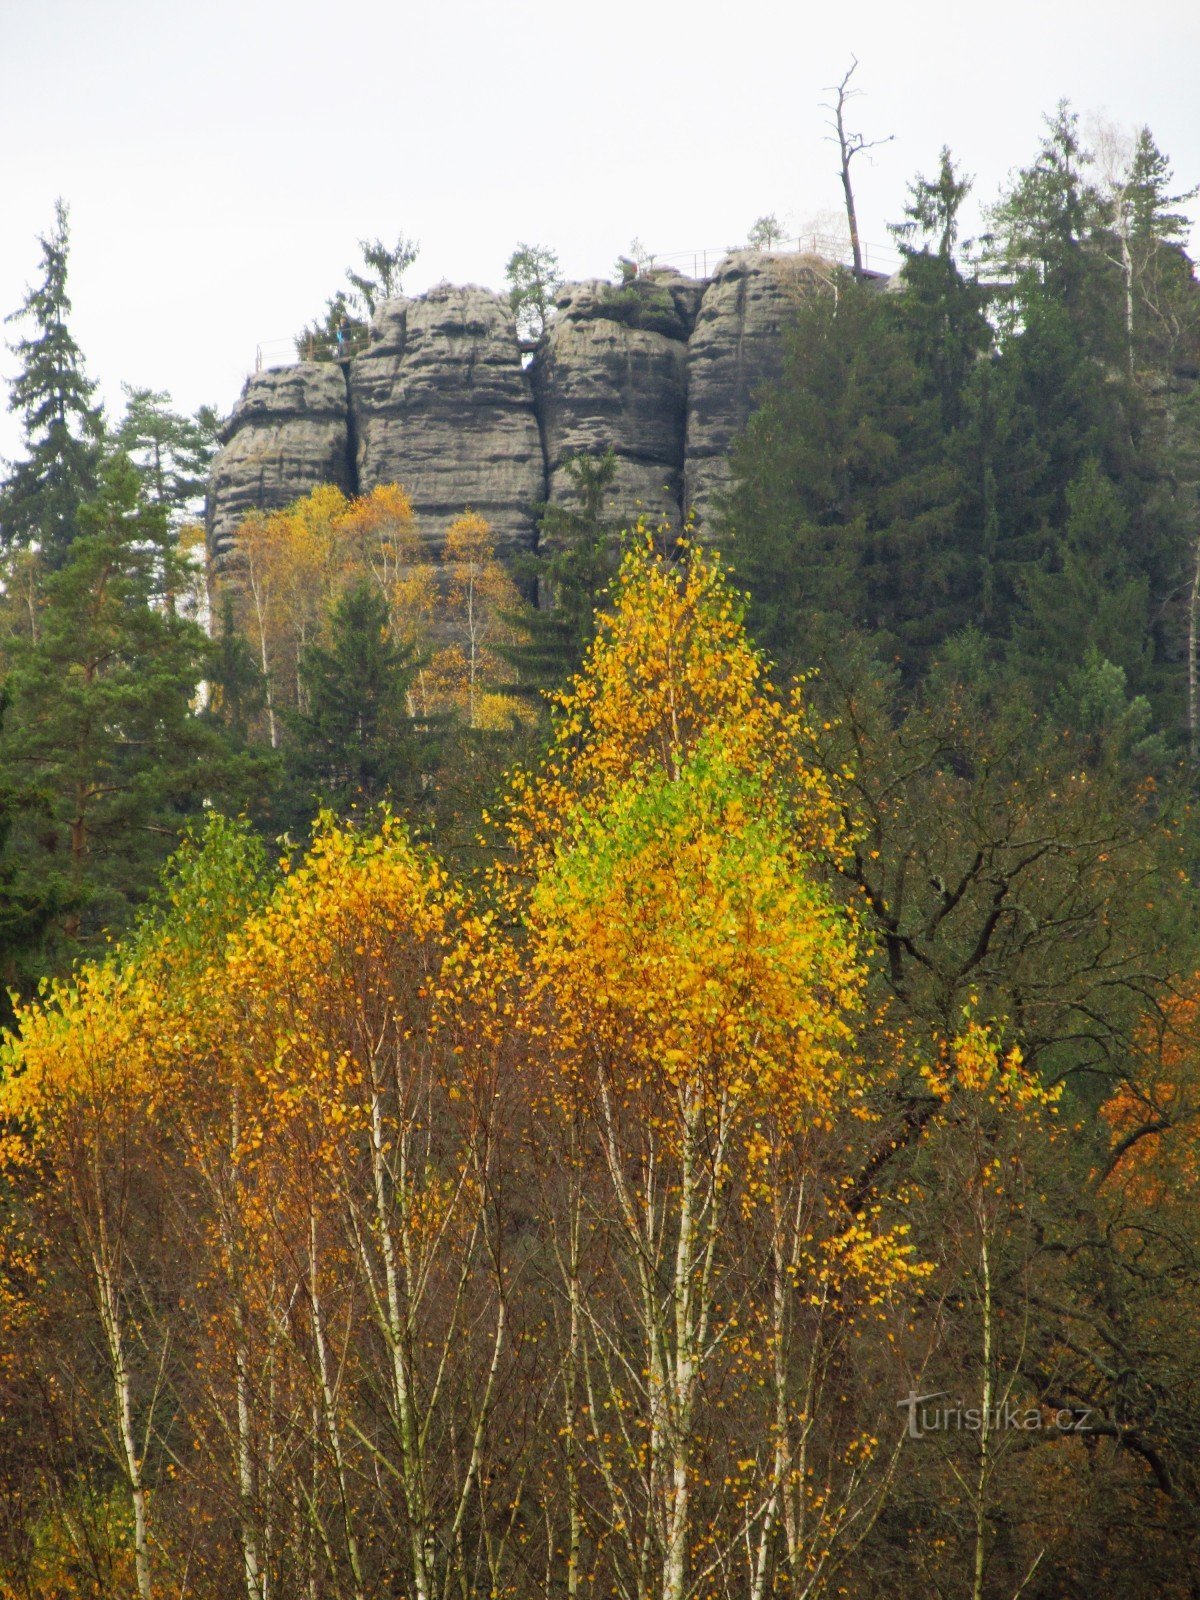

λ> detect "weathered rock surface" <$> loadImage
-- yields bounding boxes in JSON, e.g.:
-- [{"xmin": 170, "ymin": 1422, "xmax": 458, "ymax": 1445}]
[
  {"xmin": 532, "ymin": 274, "xmax": 699, "ymax": 527},
  {"xmin": 349, "ymin": 284, "xmax": 544, "ymax": 558},
  {"xmin": 207, "ymin": 255, "xmax": 834, "ymax": 567},
  {"xmin": 684, "ymin": 251, "xmax": 827, "ymax": 528},
  {"xmin": 207, "ymin": 364, "xmax": 352, "ymax": 561}
]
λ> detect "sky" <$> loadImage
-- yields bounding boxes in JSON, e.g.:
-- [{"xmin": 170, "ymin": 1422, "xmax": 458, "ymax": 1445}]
[{"xmin": 1, "ymin": 0, "xmax": 1198, "ymax": 466}]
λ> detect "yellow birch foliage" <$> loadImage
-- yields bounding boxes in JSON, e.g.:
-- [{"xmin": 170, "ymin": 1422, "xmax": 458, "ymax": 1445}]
[
  {"xmin": 239, "ymin": 483, "xmax": 353, "ymax": 680},
  {"xmin": 528, "ymin": 740, "xmax": 861, "ymax": 1129},
  {"xmin": 504, "ymin": 538, "xmax": 927, "ymax": 1598},
  {"xmin": 217, "ymin": 813, "xmax": 459, "ymax": 1141},
  {"xmin": 503, "ymin": 534, "xmax": 843, "ymax": 874},
  {"xmin": 226, "ymin": 485, "xmax": 532, "ymax": 736},
  {"xmin": 426, "ymin": 511, "xmax": 530, "ymax": 729},
  {"xmin": 0, "ymin": 535, "xmax": 1093, "ymax": 1598},
  {"xmin": 229, "ymin": 482, "xmax": 427, "ymax": 725},
  {"xmin": 0, "ymin": 961, "xmax": 174, "ymax": 1600}
]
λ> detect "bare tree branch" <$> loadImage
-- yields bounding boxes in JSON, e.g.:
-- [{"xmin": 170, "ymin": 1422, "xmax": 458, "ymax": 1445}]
[{"xmin": 820, "ymin": 56, "xmax": 894, "ymax": 277}]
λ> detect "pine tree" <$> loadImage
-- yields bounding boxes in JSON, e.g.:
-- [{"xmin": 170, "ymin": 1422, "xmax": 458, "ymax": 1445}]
[
  {"xmin": 505, "ymin": 243, "xmax": 563, "ymax": 340},
  {"xmin": 0, "ymin": 452, "xmax": 229, "ymax": 950},
  {"xmin": 117, "ymin": 385, "xmax": 220, "ymax": 523},
  {"xmin": 296, "ymin": 234, "xmax": 420, "ymax": 359},
  {"xmin": 1, "ymin": 199, "xmax": 105, "ymax": 564},
  {"xmin": 347, "ymin": 234, "xmax": 420, "ymax": 315}
]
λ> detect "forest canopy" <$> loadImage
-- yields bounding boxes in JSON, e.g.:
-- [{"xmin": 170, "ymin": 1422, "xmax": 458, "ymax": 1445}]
[{"xmin": 2, "ymin": 100, "xmax": 1200, "ymax": 1596}]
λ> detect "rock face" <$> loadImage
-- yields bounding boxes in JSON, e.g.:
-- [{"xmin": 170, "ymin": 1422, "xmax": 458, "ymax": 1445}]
[
  {"xmin": 532, "ymin": 272, "xmax": 700, "ymax": 527},
  {"xmin": 207, "ymin": 365, "xmax": 353, "ymax": 562},
  {"xmin": 349, "ymin": 284, "xmax": 544, "ymax": 558},
  {"xmin": 684, "ymin": 251, "xmax": 829, "ymax": 528},
  {"xmin": 207, "ymin": 253, "xmax": 831, "ymax": 566}
]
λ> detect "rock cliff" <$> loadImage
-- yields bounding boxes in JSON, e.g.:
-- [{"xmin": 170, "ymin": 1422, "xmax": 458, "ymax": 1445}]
[
  {"xmin": 207, "ymin": 251, "xmax": 834, "ymax": 567},
  {"xmin": 208, "ymin": 365, "xmax": 353, "ymax": 559},
  {"xmin": 350, "ymin": 285, "xmax": 544, "ymax": 559},
  {"xmin": 685, "ymin": 252, "xmax": 830, "ymax": 527},
  {"xmin": 531, "ymin": 272, "xmax": 697, "ymax": 529}
]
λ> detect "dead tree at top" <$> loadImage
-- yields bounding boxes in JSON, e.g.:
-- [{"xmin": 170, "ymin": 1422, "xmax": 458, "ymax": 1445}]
[{"xmin": 822, "ymin": 56, "xmax": 894, "ymax": 279}]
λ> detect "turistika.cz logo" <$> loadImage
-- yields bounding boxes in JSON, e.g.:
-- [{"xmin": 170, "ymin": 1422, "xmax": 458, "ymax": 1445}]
[{"xmin": 897, "ymin": 1391, "xmax": 1094, "ymax": 1441}]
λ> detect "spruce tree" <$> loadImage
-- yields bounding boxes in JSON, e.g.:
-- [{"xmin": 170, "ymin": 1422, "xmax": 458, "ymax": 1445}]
[
  {"xmin": 1011, "ymin": 459, "xmax": 1152, "ymax": 697},
  {"xmin": 504, "ymin": 450, "xmax": 623, "ymax": 693},
  {"xmin": 0, "ymin": 688, "xmax": 66, "ymax": 1025},
  {"xmin": 985, "ymin": 103, "xmax": 1114, "ymax": 353},
  {"xmin": 1, "ymin": 199, "xmax": 105, "ymax": 564},
  {"xmin": 889, "ymin": 148, "xmax": 992, "ymax": 428},
  {"xmin": 0, "ymin": 452, "xmax": 228, "ymax": 951},
  {"xmin": 721, "ymin": 279, "xmax": 967, "ymax": 681},
  {"xmin": 1121, "ymin": 127, "xmax": 1200, "ymax": 371},
  {"xmin": 284, "ymin": 579, "xmax": 422, "ymax": 817}
]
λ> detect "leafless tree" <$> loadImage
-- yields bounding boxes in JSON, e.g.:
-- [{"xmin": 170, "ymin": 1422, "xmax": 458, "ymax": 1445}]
[{"xmin": 821, "ymin": 57, "xmax": 893, "ymax": 279}]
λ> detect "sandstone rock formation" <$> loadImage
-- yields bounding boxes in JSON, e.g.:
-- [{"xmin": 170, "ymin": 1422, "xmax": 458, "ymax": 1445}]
[
  {"xmin": 532, "ymin": 272, "xmax": 700, "ymax": 527},
  {"xmin": 684, "ymin": 251, "xmax": 831, "ymax": 527},
  {"xmin": 207, "ymin": 364, "xmax": 352, "ymax": 562},
  {"xmin": 207, "ymin": 253, "xmax": 833, "ymax": 566},
  {"xmin": 349, "ymin": 285, "xmax": 544, "ymax": 558}
]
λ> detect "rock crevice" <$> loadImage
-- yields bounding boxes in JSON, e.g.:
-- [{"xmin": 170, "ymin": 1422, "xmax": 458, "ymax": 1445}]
[{"xmin": 207, "ymin": 251, "xmax": 833, "ymax": 566}]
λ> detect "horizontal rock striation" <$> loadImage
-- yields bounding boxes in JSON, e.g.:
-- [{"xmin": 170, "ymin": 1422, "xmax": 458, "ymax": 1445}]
[
  {"xmin": 207, "ymin": 252, "xmax": 837, "ymax": 567},
  {"xmin": 684, "ymin": 251, "xmax": 831, "ymax": 528},
  {"xmin": 207, "ymin": 364, "xmax": 353, "ymax": 563},
  {"xmin": 532, "ymin": 272, "xmax": 699, "ymax": 528},
  {"xmin": 349, "ymin": 285, "xmax": 544, "ymax": 559}
]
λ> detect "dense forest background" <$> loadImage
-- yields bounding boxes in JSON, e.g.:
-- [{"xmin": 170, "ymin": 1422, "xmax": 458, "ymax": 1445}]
[{"xmin": 2, "ymin": 103, "xmax": 1200, "ymax": 1597}]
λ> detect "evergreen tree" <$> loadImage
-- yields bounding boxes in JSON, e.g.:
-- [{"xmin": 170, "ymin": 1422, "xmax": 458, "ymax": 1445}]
[
  {"xmin": 1, "ymin": 199, "xmax": 105, "ymax": 564},
  {"xmin": 746, "ymin": 214, "xmax": 785, "ymax": 250},
  {"xmin": 721, "ymin": 279, "xmax": 967, "ymax": 680},
  {"xmin": 985, "ymin": 102, "xmax": 1116, "ymax": 356},
  {"xmin": 1121, "ymin": 127, "xmax": 1200, "ymax": 371},
  {"xmin": 117, "ymin": 385, "xmax": 221, "ymax": 524},
  {"xmin": 1012, "ymin": 458, "xmax": 1152, "ymax": 697},
  {"xmin": 889, "ymin": 148, "xmax": 992, "ymax": 428},
  {"xmin": 296, "ymin": 288, "xmax": 358, "ymax": 362},
  {"xmin": 296, "ymin": 234, "xmax": 420, "ymax": 359},
  {"xmin": 503, "ymin": 450, "xmax": 623, "ymax": 693},
  {"xmin": 346, "ymin": 233, "xmax": 420, "ymax": 315},
  {"xmin": 0, "ymin": 452, "xmax": 229, "ymax": 952},
  {"xmin": 0, "ymin": 689, "xmax": 66, "ymax": 1026},
  {"xmin": 962, "ymin": 112, "xmax": 1186, "ymax": 682},
  {"xmin": 284, "ymin": 579, "xmax": 422, "ymax": 816},
  {"xmin": 206, "ymin": 589, "xmax": 269, "ymax": 748},
  {"xmin": 957, "ymin": 294, "xmax": 1123, "ymax": 635}
]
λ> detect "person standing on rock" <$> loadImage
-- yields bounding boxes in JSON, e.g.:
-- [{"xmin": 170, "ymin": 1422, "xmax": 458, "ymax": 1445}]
[{"xmin": 335, "ymin": 316, "xmax": 349, "ymax": 360}]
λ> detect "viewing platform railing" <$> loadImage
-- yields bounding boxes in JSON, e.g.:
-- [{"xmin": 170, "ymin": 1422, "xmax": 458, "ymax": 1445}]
[{"xmin": 254, "ymin": 330, "xmax": 371, "ymax": 372}]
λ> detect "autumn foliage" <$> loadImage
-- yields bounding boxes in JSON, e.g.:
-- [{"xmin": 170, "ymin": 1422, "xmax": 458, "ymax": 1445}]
[
  {"xmin": 0, "ymin": 538, "xmax": 1183, "ymax": 1597},
  {"xmin": 227, "ymin": 484, "xmax": 529, "ymax": 748}
]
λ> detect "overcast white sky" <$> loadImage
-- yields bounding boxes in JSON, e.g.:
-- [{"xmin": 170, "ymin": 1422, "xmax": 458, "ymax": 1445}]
[{"xmin": 2, "ymin": 0, "xmax": 1198, "ymax": 466}]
